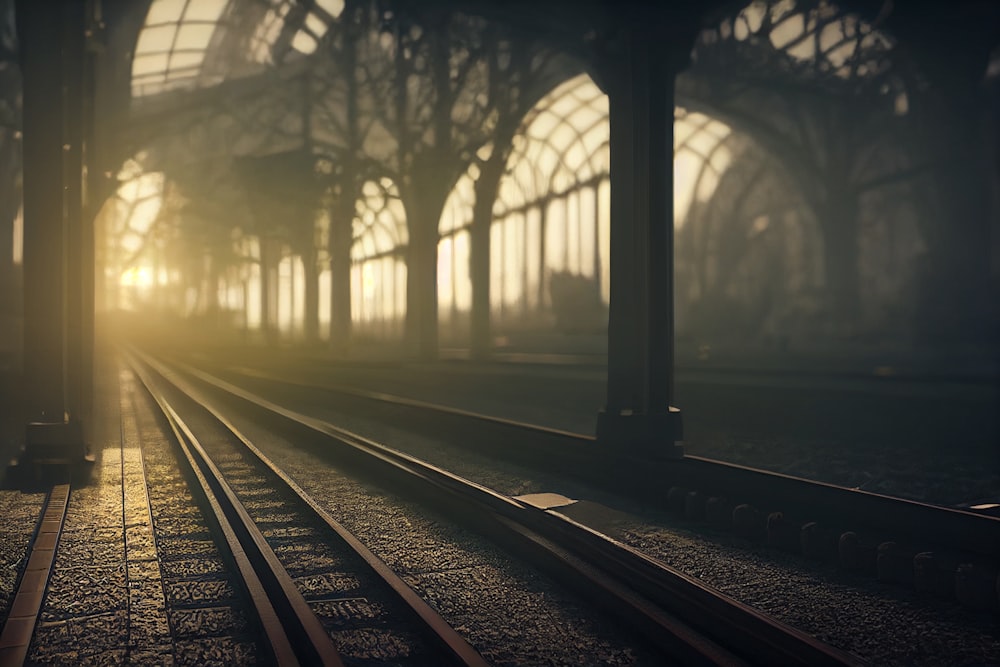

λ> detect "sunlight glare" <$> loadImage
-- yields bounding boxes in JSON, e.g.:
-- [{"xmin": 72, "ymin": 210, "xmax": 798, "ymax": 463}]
[{"xmin": 120, "ymin": 265, "xmax": 154, "ymax": 288}]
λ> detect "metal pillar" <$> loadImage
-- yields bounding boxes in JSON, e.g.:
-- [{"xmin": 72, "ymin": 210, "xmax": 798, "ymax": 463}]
[
  {"xmin": 469, "ymin": 211, "xmax": 491, "ymax": 359},
  {"xmin": 17, "ymin": 0, "xmax": 88, "ymax": 461},
  {"xmin": 64, "ymin": 0, "xmax": 87, "ymax": 422},
  {"xmin": 19, "ymin": 1, "xmax": 68, "ymax": 422},
  {"xmin": 596, "ymin": 20, "xmax": 683, "ymax": 456}
]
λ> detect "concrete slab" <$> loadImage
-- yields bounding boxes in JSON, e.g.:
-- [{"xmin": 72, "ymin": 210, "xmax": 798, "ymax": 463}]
[{"xmin": 514, "ymin": 492, "xmax": 577, "ymax": 510}]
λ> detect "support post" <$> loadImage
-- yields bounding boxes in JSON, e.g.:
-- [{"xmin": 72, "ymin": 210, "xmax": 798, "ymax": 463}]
[
  {"xmin": 19, "ymin": 0, "xmax": 68, "ymax": 422},
  {"xmin": 596, "ymin": 16, "xmax": 688, "ymax": 457},
  {"xmin": 469, "ymin": 150, "xmax": 506, "ymax": 360},
  {"xmin": 17, "ymin": 0, "xmax": 88, "ymax": 463},
  {"xmin": 469, "ymin": 195, "xmax": 492, "ymax": 359}
]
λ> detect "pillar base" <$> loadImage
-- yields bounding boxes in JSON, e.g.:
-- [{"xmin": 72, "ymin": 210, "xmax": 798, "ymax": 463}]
[
  {"xmin": 24, "ymin": 419, "xmax": 87, "ymax": 465},
  {"xmin": 596, "ymin": 408, "xmax": 683, "ymax": 458}
]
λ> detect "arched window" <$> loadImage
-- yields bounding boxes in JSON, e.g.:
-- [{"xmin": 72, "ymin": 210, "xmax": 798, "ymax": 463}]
[
  {"xmin": 674, "ymin": 109, "xmax": 732, "ymax": 228},
  {"xmin": 494, "ymin": 74, "xmax": 609, "ymax": 333},
  {"xmin": 104, "ymin": 163, "xmax": 166, "ymax": 311},
  {"xmin": 351, "ymin": 178, "xmax": 407, "ymax": 339},
  {"xmin": 483, "ymin": 73, "xmax": 737, "ymax": 338}
]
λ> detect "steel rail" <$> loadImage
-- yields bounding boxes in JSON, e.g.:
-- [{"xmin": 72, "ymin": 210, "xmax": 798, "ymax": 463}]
[
  {"xmin": 0, "ymin": 484, "xmax": 70, "ymax": 667},
  {"xmin": 129, "ymin": 350, "xmax": 491, "ymax": 667},
  {"xmin": 143, "ymin": 356, "xmax": 742, "ymax": 665},
  {"xmin": 216, "ymin": 362, "xmax": 1000, "ymax": 558},
  {"xmin": 127, "ymin": 354, "xmax": 344, "ymax": 667},
  {"xmin": 144, "ymin": 349, "xmax": 864, "ymax": 667}
]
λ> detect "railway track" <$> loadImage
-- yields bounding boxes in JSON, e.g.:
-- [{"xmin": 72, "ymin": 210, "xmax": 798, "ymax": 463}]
[
  {"xmin": 201, "ymin": 357, "xmax": 1000, "ymax": 568},
  {"xmin": 0, "ymin": 484, "xmax": 69, "ymax": 667},
  {"xmin": 127, "ymin": 351, "xmax": 489, "ymax": 666},
  {"xmin": 130, "ymin": 347, "xmax": 863, "ymax": 667}
]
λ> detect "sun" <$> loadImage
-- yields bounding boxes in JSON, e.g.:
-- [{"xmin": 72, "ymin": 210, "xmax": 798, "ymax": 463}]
[{"xmin": 120, "ymin": 265, "xmax": 154, "ymax": 288}]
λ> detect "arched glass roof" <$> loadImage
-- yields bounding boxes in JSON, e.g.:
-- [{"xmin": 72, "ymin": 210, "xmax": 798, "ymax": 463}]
[
  {"xmin": 761, "ymin": 0, "xmax": 893, "ymax": 77},
  {"xmin": 249, "ymin": 0, "xmax": 345, "ymax": 63},
  {"xmin": 132, "ymin": 0, "xmax": 345, "ymax": 98},
  {"xmin": 702, "ymin": 0, "xmax": 896, "ymax": 81},
  {"xmin": 131, "ymin": 0, "xmax": 230, "ymax": 97}
]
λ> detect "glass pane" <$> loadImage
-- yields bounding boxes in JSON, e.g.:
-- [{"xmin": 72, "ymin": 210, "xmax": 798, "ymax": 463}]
[
  {"xmin": 293, "ymin": 256, "xmax": 305, "ymax": 334},
  {"xmin": 132, "ymin": 53, "xmax": 170, "ymax": 77},
  {"xmin": 530, "ymin": 111, "xmax": 559, "ymax": 138},
  {"xmin": 174, "ymin": 23, "xmax": 214, "ymax": 51},
  {"xmin": 490, "ymin": 222, "xmax": 503, "ymax": 315},
  {"xmin": 292, "ymin": 30, "xmax": 318, "ymax": 55},
  {"xmin": 504, "ymin": 215, "xmax": 522, "ymax": 310},
  {"xmin": 316, "ymin": 0, "xmax": 345, "ymax": 18},
  {"xmin": 183, "ymin": 0, "xmax": 227, "ymax": 22},
  {"xmin": 145, "ymin": 0, "xmax": 185, "ymax": 26},
  {"xmin": 674, "ymin": 149, "xmax": 703, "ymax": 226},
  {"xmin": 135, "ymin": 25, "xmax": 177, "ymax": 55},
  {"xmin": 305, "ymin": 12, "xmax": 327, "ymax": 38},
  {"xmin": 549, "ymin": 122, "xmax": 576, "ymax": 153},
  {"xmin": 168, "ymin": 51, "xmax": 203, "ymax": 70},
  {"xmin": 695, "ymin": 167, "xmax": 719, "ymax": 203},
  {"xmin": 564, "ymin": 142, "xmax": 587, "ymax": 178},
  {"xmin": 247, "ymin": 265, "xmax": 261, "ymax": 328},
  {"xmin": 566, "ymin": 192, "xmax": 580, "ymax": 274},
  {"xmin": 319, "ymin": 268, "xmax": 331, "ymax": 333},
  {"xmin": 277, "ymin": 257, "xmax": 292, "ymax": 333},
  {"xmin": 579, "ymin": 188, "xmax": 596, "ymax": 279},
  {"xmin": 395, "ymin": 261, "xmax": 407, "ymax": 320},
  {"xmin": 350, "ymin": 265, "xmax": 361, "ymax": 321},
  {"xmin": 545, "ymin": 198, "xmax": 566, "ymax": 273},
  {"xmin": 770, "ymin": 12, "xmax": 805, "ymax": 49},
  {"xmin": 454, "ymin": 231, "xmax": 471, "ymax": 312},
  {"xmin": 378, "ymin": 259, "xmax": 390, "ymax": 321}
]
